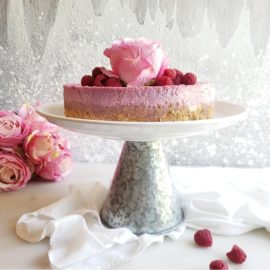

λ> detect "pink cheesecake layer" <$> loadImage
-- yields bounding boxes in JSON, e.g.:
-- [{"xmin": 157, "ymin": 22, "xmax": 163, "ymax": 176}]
[
  {"xmin": 64, "ymin": 83, "xmax": 214, "ymax": 107},
  {"xmin": 64, "ymin": 83, "xmax": 215, "ymax": 121}
]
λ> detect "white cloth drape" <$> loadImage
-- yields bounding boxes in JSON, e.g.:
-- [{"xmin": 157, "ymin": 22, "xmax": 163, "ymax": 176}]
[{"xmin": 16, "ymin": 168, "xmax": 270, "ymax": 269}]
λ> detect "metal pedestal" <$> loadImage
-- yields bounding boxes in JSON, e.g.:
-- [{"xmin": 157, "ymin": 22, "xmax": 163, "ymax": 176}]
[{"xmin": 101, "ymin": 141, "xmax": 183, "ymax": 235}]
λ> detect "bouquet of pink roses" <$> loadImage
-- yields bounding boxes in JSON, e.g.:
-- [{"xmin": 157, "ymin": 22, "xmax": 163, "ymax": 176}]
[{"xmin": 0, "ymin": 104, "xmax": 72, "ymax": 192}]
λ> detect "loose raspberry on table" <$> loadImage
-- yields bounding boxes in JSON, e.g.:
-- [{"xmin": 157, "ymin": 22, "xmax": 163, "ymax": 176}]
[
  {"xmin": 181, "ymin": 72, "xmax": 197, "ymax": 85},
  {"xmin": 93, "ymin": 74, "xmax": 107, "ymax": 86},
  {"xmin": 173, "ymin": 69, "xmax": 183, "ymax": 85},
  {"xmin": 92, "ymin": 66, "xmax": 105, "ymax": 78},
  {"xmin": 226, "ymin": 245, "xmax": 247, "ymax": 264},
  {"xmin": 155, "ymin": 75, "xmax": 173, "ymax": 86},
  {"xmin": 163, "ymin": 69, "xmax": 177, "ymax": 80},
  {"xmin": 209, "ymin": 260, "xmax": 229, "ymax": 270},
  {"xmin": 81, "ymin": 75, "xmax": 93, "ymax": 86},
  {"xmin": 194, "ymin": 229, "xmax": 213, "ymax": 247},
  {"xmin": 105, "ymin": 77, "xmax": 123, "ymax": 87}
]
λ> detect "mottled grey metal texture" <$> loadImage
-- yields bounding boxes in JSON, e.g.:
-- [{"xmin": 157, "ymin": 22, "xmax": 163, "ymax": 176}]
[{"xmin": 101, "ymin": 141, "xmax": 183, "ymax": 235}]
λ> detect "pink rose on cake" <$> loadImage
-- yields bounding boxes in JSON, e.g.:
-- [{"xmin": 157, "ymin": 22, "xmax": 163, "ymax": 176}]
[
  {"xmin": 0, "ymin": 111, "xmax": 29, "ymax": 148},
  {"xmin": 104, "ymin": 37, "xmax": 168, "ymax": 87},
  {"xmin": 0, "ymin": 150, "xmax": 32, "ymax": 192}
]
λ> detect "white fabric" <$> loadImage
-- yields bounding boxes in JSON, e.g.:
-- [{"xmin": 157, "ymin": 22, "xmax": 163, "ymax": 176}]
[
  {"xmin": 16, "ymin": 181, "xmax": 185, "ymax": 270},
  {"xmin": 16, "ymin": 167, "xmax": 270, "ymax": 269},
  {"xmin": 176, "ymin": 167, "xmax": 270, "ymax": 235}
]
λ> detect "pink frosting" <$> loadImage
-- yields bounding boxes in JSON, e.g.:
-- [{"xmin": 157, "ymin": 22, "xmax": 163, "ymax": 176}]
[{"xmin": 64, "ymin": 83, "xmax": 215, "ymax": 111}]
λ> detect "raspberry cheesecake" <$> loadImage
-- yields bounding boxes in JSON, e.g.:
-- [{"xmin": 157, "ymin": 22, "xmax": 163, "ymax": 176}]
[{"xmin": 64, "ymin": 38, "xmax": 215, "ymax": 122}]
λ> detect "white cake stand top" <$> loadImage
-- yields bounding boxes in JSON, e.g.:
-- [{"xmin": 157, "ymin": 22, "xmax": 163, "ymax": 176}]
[{"xmin": 37, "ymin": 101, "xmax": 247, "ymax": 141}]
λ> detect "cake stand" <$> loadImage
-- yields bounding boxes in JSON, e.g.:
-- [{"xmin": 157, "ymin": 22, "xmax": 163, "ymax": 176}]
[{"xmin": 37, "ymin": 101, "xmax": 247, "ymax": 235}]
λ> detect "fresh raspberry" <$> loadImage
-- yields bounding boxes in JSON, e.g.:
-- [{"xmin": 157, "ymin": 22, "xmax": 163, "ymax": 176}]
[
  {"xmin": 194, "ymin": 229, "xmax": 213, "ymax": 247},
  {"xmin": 93, "ymin": 74, "xmax": 107, "ymax": 86},
  {"xmin": 209, "ymin": 260, "xmax": 228, "ymax": 270},
  {"xmin": 105, "ymin": 77, "xmax": 123, "ymax": 87},
  {"xmin": 81, "ymin": 75, "xmax": 93, "ymax": 86},
  {"xmin": 181, "ymin": 72, "xmax": 197, "ymax": 85},
  {"xmin": 163, "ymin": 69, "xmax": 177, "ymax": 79},
  {"xmin": 226, "ymin": 245, "xmax": 247, "ymax": 264},
  {"xmin": 92, "ymin": 67, "xmax": 105, "ymax": 78},
  {"xmin": 155, "ymin": 76, "xmax": 173, "ymax": 86},
  {"xmin": 173, "ymin": 69, "xmax": 183, "ymax": 85},
  {"xmin": 175, "ymin": 69, "xmax": 184, "ymax": 76}
]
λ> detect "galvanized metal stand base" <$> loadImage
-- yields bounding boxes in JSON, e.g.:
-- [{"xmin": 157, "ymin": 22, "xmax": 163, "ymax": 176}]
[{"xmin": 100, "ymin": 141, "xmax": 183, "ymax": 235}]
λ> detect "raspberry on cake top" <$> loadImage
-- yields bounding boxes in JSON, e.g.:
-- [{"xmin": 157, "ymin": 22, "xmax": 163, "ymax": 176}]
[{"xmin": 64, "ymin": 37, "xmax": 215, "ymax": 121}]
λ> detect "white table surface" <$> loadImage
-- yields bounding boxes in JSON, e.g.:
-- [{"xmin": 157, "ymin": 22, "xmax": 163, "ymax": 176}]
[{"xmin": 0, "ymin": 163, "xmax": 270, "ymax": 269}]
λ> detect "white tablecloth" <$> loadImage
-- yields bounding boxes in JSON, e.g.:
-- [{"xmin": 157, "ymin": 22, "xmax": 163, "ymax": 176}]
[{"xmin": 1, "ymin": 164, "xmax": 270, "ymax": 269}]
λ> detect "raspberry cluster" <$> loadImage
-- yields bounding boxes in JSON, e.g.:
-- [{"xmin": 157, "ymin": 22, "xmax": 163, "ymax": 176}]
[
  {"xmin": 193, "ymin": 229, "xmax": 247, "ymax": 269},
  {"xmin": 81, "ymin": 67, "xmax": 124, "ymax": 87},
  {"xmin": 155, "ymin": 68, "xmax": 197, "ymax": 86},
  {"xmin": 81, "ymin": 67, "xmax": 197, "ymax": 87}
]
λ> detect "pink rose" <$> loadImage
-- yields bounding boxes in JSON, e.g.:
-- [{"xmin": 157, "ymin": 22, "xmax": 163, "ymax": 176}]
[
  {"xmin": 0, "ymin": 111, "xmax": 29, "ymax": 148},
  {"xmin": 35, "ymin": 151, "xmax": 72, "ymax": 181},
  {"xmin": 24, "ymin": 131, "xmax": 61, "ymax": 165},
  {"xmin": 0, "ymin": 150, "xmax": 32, "ymax": 192},
  {"xmin": 24, "ymin": 130, "xmax": 70, "ymax": 165},
  {"xmin": 104, "ymin": 38, "xmax": 168, "ymax": 87},
  {"xmin": 18, "ymin": 104, "xmax": 57, "ymax": 133}
]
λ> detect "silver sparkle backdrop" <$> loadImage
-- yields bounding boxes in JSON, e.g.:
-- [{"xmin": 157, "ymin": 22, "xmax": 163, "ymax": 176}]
[{"xmin": 0, "ymin": 0, "xmax": 270, "ymax": 167}]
